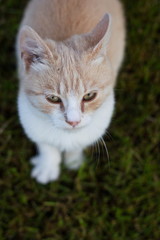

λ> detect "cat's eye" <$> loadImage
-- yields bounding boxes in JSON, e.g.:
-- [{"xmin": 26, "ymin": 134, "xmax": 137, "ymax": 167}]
[
  {"xmin": 83, "ymin": 91, "xmax": 97, "ymax": 102},
  {"xmin": 46, "ymin": 95, "xmax": 62, "ymax": 104}
]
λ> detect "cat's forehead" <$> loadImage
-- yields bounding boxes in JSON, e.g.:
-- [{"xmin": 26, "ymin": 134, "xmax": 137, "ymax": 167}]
[
  {"xmin": 42, "ymin": 42, "xmax": 108, "ymax": 95},
  {"xmin": 46, "ymin": 45, "xmax": 86, "ymax": 95}
]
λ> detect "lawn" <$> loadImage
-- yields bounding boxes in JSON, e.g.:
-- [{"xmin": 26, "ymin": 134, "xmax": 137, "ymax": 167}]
[{"xmin": 0, "ymin": 0, "xmax": 159, "ymax": 239}]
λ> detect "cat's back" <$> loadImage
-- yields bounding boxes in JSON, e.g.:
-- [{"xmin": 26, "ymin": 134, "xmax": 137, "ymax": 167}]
[{"xmin": 21, "ymin": 0, "xmax": 124, "ymax": 39}]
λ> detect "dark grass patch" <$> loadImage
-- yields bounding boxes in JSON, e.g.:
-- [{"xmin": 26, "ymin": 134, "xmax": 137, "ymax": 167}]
[{"xmin": 0, "ymin": 0, "xmax": 160, "ymax": 239}]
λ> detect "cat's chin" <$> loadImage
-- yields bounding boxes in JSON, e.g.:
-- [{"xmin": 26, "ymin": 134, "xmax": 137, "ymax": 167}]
[
  {"xmin": 60, "ymin": 124, "xmax": 86, "ymax": 131},
  {"xmin": 54, "ymin": 122, "xmax": 89, "ymax": 131}
]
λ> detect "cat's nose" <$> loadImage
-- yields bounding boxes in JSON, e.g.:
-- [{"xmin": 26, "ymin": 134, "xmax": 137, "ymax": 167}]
[{"xmin": 66, "ymin": 120, "xmax": 80, "ymax": 127}]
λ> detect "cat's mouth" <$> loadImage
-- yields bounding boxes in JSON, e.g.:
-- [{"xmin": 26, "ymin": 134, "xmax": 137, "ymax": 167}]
[
  {"xmin": 51, "ymin": 115, "xmax": 91, "ymax": 130},
  {"xmin": 62, "ymin": 122, "xmax": 87, "ymax": 131},
  {"xmin": 64, "ymin": 125, "xmax": 83, "ymax": 131}
]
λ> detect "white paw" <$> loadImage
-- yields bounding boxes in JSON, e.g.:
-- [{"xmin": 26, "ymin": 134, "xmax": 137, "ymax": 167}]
[
  {"xmin": 64, "ymin": 151, "xmax": 84, "ymax": 170},
  {"xmin": 30, "ymin": 156, "xmax": 60, "ymax": 184}
]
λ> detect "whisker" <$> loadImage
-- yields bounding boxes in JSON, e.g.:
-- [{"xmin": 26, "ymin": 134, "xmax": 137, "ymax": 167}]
[
  {"xmin": 95, "ymin": 140, "xmax": 101, "ymax": 169},
  {"xmin": 94, "ymin": 141, "xmax": 98, "ymax": 165},
  {"xmin": 106, "ymin": 131, "xmax": 113, "ymax": 141},
  {"xmin": 100, "ymin": 137, "xmax": 110, "ymax": 167},
  {"xmin": 99, "ymin": 138, "xmax": 104, "ymax": 158},
  {"xmin": 103, "ymin": 131, "xmax": 113, "ymax": 141},
  {"xmin": 90, "ymin": 143, "xmax": 95, "ymax": 164}
]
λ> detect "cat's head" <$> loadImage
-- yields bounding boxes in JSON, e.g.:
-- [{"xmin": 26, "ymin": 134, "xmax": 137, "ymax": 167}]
[{"xmin": 18, "ymin": 13, "xmax": 114, "ymax": 130}]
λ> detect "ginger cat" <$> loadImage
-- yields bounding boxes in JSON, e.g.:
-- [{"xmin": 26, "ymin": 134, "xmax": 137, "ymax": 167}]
[{"xmin": 16, "ymin": 0, "xmax": 125, "ymax": 184}]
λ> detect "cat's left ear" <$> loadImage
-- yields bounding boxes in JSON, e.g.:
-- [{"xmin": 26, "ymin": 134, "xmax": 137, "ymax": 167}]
[
  {"xmin": 18, "ymin": 25, "xmax": 53, "ymax": 72},
  {"xmin": 84, "ymin": 13, "xmax": 111, "ymax": 63}
]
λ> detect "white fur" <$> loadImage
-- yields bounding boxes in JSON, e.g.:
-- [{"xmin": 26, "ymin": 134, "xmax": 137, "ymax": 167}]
[
  {"xmin": 18, "ymin": 90, "xmax": 114, "ymax": 152},
  {"xmin": 31, "ymin": 61, "xmax": 49, "ymax": 72},
  {"xmin": 65, "ymin": 95, "xmax": 81, "ymax": 123},
  {"xmin": 30, "ymin": 144, "xmax": 61, "ymax": 184},
  {"xmin": 18, "ymin": 90, "xmax": 114, "ymax": 183},
  {"xmin": 64, "ymin": 150, "xmax": 84, "ymax": 169},
  {"xmin": 92, "ymin": 56, "xmax": 104, "ymax": 65}
]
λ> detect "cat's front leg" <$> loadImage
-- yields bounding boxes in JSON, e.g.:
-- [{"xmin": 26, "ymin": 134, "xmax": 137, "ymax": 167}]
[
  {"xmin": 30, "ymin": 143, "xmax": 61, "ymax": 184},
  {"xmin": 64, "ymin": 149, "xmax": 84, "ymax": 170}
]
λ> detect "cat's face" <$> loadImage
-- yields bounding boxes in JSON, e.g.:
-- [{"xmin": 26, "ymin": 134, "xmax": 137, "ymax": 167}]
[{"xmin": 19, "ymin": 14, "xmax": 113, "ymax": 130}]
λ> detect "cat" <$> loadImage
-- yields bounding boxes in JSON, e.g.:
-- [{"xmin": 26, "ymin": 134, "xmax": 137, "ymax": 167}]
[{"xmin": 16, "ymin": 0, "xmax": 125, "ymax": 184}]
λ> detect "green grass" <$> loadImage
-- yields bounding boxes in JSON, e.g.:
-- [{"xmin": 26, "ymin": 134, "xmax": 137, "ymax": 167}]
[{"xmin": 0, "ymin": 0, "xmax": 160, "ymax": 239}]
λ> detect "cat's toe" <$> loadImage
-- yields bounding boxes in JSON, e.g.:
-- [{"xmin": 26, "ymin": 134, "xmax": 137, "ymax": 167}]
[
  {"xmin": 31, "ymin": 164, "xmax": 60, "ymax": 184},
  {"xmin": 30, "ymin": 156, "xmax": 60, "ymax": 184}
]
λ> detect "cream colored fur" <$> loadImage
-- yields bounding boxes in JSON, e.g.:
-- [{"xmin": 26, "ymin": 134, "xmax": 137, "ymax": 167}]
[{"xmin": 16, "ymin": 0, "xmax": 125, "ymax": 184}]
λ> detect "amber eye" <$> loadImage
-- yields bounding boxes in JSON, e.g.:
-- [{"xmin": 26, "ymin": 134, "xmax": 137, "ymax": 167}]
[
  {"xmin": 46, "ymin": 95, "xmax": 62, "ymax": 104},
  {"xmin": 83, "ymin": 91, "xmax": 97, "ymax": 102}
]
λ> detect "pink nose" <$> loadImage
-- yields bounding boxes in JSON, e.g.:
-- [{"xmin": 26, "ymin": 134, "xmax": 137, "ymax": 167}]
[{"xmin": 66, "ymin": 120, "xmax": 80, "ymax": 127}]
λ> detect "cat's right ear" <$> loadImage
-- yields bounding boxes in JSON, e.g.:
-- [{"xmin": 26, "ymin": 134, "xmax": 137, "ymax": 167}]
[
  {"xmin": 18, "ymin": 26, "xmax": 53, "ymax": 72},
  {"xmin": 84, "ymin": 13, "xmax": 112, "ymax": 64}
]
